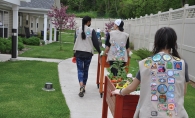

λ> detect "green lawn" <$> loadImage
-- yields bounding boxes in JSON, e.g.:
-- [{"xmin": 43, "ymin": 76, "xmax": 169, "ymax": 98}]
[
  {"xmin": 184, "ymin": 84, "xmax": 195, "ymax": 118},
  {"xmin": 0, "ymin": 61, "xmax": 70, "ymax": 118},
  {"xmin": 20, "ymin": 42, "xmax": 74, "ymax": 59}
]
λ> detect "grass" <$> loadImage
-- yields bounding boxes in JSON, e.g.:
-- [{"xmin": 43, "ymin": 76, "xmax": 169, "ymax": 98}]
[
  {"xmin": 0, "ymin": 61, "xmax": 70, "ymax": 118},
  {"xmin": 128, "ymin": 54, "xmax": 141, "ymax": 77},
  {"xmin": 184, "ymin": 84, "xmax": 195, "ymax": 118},
  {"xmin": 20, "ymin": 42, "xmax": 74, "ymax": 59}
]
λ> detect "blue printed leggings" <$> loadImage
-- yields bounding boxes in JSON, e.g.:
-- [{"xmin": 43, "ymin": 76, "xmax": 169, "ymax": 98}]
[{"xmin": 76, "ymin": 57, "xmax": 92, "ymax": 85}]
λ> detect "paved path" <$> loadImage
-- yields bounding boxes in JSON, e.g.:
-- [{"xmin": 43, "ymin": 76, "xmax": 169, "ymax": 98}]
[{"xmin": 0, "ymin": 54, "xmax": 112, "ymax": 118}]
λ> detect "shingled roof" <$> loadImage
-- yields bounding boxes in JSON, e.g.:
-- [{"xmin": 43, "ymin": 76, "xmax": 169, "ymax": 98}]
[{"xmin": 20, "ymin": 0, "xmax": 55, "ymax": 9}]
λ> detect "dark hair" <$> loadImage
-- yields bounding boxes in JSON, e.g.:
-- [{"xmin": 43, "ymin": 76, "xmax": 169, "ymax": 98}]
[
  {"xmin": 152, "ymin": 27, "xmax": 180, "ymax": 58},
  {"xmin": 81, "ymin": 16, "xmax": 91, "ymax": 40},
  {"xmin": 118, "ymin": 21, "xmax": 124, "ymax": 31}
]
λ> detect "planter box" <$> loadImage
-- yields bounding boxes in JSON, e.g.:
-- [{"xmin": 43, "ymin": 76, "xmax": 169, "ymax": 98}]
[
  {"xmin": 96, "ymin": 55, "xmax": 130, "ymax": 98},
  {"xmin": 102, "ymin": 76, "xmax": 139, "ymax": 118}
]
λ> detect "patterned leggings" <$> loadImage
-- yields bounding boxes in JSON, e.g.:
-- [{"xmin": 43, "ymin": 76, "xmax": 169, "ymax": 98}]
[{"xmin": 76, "ymin": 57, "xmax": 92, "ymax": 85}]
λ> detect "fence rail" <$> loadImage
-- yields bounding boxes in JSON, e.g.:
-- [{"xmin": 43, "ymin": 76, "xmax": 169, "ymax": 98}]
[{"xmin": 75, "ymin": 4, "xmax": 195, "ymax": 82}]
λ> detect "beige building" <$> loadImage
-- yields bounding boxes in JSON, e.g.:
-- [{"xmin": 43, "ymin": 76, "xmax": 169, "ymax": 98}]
[{"xmin": 0, "ymin": 0, "xmax": 60, "ymax": 41}]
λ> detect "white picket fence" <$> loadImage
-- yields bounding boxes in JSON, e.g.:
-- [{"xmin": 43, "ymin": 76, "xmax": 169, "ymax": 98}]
[{"xmin": 75, "ymin": 4, "xmax": 195, "ymax": 82}]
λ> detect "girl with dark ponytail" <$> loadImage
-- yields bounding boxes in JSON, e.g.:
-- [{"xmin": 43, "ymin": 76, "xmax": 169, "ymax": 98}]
[
  {"xmin": 73, "ymin": 16, "xmax": 101, "ymax": 97},
  {"xmin": 111, "ymin": 27, "xmax": 189, "ymax": 118},
  {"xmin": 81, "ymin": 16, "xmax": 91, "ymax": 40}
]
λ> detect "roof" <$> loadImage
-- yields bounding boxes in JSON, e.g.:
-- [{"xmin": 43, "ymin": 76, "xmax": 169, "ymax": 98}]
[{"xmin": 20, "ymin": 0, "xmax": 55, "ymax": 9}]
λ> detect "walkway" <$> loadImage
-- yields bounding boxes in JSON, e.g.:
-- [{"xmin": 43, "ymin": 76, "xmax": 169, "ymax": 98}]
[{"xmin": 0, "ymin": 54, "xmax": 112, "ymax": 118}]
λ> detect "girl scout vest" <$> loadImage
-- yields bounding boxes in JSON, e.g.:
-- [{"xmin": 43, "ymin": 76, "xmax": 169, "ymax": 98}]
[
  {"xmin": 107, "ymin": 30, "xmax": 129, "ymax": 62},
  {"xmin": 134, "ymin": 52, "xmax": 188, "ymax": 118},
  {"xmin": 73, "ymin": 26, "xmax": 94, "ymax": 54}
]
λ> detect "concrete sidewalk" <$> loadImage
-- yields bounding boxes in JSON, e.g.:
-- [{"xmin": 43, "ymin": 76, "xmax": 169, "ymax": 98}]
[
  {"xmin": 0, "ymin": 54, "xmax": 112, "ymax": 118},
  {"xmin": 58, "ymin": 54, "xmax": 112, "ymax": 118},
  {"xmin": 0, "ymin": 54, "xmax": 63, "ymax": 63}
]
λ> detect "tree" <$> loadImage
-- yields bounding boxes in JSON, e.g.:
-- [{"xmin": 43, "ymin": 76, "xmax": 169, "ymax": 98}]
[
  {"xmin": 48, "ymin": 4, "xmax": 75, "ymax": 50},
  {"xmin": 105, "ymin": 19, "xmax": 114, "ymax": 30}
]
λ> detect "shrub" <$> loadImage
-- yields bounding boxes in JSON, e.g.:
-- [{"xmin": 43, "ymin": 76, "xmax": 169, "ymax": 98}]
[
  {"xmin": 18, "ymin": 42, "xmax": 24, "ymax": 51},
  {"xmin": 18, "ymin": 36, "xmax": 24, "ymax": 43},
  {"xmin": 132, "ymin": 48, "xmax": 153, "ymax": 60},
  {"xmin": 129, "ymin": 42, "xmax": 134, "ymax": 50},
  {"xmin": 24, "ymin": 37, "xmax": 40, "ymax": 46},
  {"xmin": 0, "ymin": 41, "xmax": 6, "ymax": 53},
  {"xmin": 75, "ymin": 11, "xmax": 97, "ymax": 18},
  {"xmin": 0, "ymin": 38, "xmax": 11, "ymax": 53}
]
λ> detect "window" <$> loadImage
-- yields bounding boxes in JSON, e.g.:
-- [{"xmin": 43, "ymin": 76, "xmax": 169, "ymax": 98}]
[
  {"xmin": 31, "ymin": 23, "xmax": 33, "ymax": 28},
  {"xmin": 0, "ymin": 10, "xmax": 9, "ymax": 38},
  {"xmin": 37, "ymin": 23, "xmax": 38, "ymax": 28}
]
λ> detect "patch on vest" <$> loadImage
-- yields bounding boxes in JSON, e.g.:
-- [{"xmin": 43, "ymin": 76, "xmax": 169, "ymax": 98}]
[
  {"xmin": 173, "ymin": 56, "xmax": 181, "ymax": 61},
  {"xmin": 149, "ymin": 53, "xmax": 182, "ymax": 117},
  {"xmin": 110, "ymin": 40, "xmax": 126, "ymax": 61},
  {"xmin": 152, "ymin": 54, "xmax": 162, "ymax": 62},
  {"xmin": 86, "ymin": 28, "xmax": 91, "ymax": 38},
  {"xmin": 173, "ymin": 61, "xmax": 182, "ymax": 70},
  {"xmin": 162, "ymin": 54, "xmax": 172, "ymax": 61},
  {"xmin": 151, "ymin": 111, "xmax": 158, "ymax": 116}
]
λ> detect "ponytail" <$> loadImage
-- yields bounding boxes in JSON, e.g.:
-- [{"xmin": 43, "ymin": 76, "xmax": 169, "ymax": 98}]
[
  {"xmin": 81, "ymin": 19, "xmax": 86, "ymax": 39},
  {"xmin": 81, "ymin": 16, "xmax": 91, "ymax": 40},
  {"xmin": 172, "ymin": 46, "xmax": 181, "ymax": 58}
]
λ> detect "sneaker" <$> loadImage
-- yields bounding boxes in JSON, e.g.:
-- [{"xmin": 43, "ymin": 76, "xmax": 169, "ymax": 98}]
[{"xmin": 79, "ymin": 86, "xmax": 84, "ymax": 97}]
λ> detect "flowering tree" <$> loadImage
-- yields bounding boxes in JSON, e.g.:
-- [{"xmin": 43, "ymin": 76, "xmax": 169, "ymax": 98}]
[
  {"xmin": 48, "ymin": 4, "xmax": 76, "ymax": 50},
  {"xmin": 105, "ymin": 19, "xmax": 114, "ymax": 30}
]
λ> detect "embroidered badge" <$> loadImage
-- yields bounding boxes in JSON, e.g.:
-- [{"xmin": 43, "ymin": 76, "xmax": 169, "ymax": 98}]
[
  {"xmin": 144, "ymin": 59, "xmax": 152, "ymax": 68},
  {"xmin": 158, "ymin": 60, "xmax": 165, "ymax": 66},
  {"xmin": 151, "ymin": 95, "xmax": 158, "ymax": 101},
  {"xmin": 167, "ymin": 77, "xmax": 175, "ymax": 84},
  {"xmin": 167, "ymin": 70, "xmax": 174, "ymax": 76},
  {"xmin": 157, "ymin": 84, "xmax": 168, "ymax": 94},
  {"xmin": 86, "ymin": 28, "xmax": 91, "ymax": 38},
  {"xmin": 159, "ymin": 78, "xmax": 166, "ymax": 83},
  {"xmin": 158, "ymin": 66, "xmax": 166, "ymax": 73},
  {"xmin": 151, "ymin": 71, "xmax": 157, "ymax": 76},
  {"xmin": 152, "ymin": 54, "xmax": 162, "ymax": 62},
  {"xmin": 157, "ymin": 103, "xmax": 168, "ymax": 111},
  {"xmin": 163, "ymin": 54, "xmax": 172, "ymax": 61},
  {"xmin": 151, "ymin": 111, "xmax": 158, "ymax": 116},
  {"xmin": 173, "ymin": 56, "xmax": 181, "ymax": 61},
  {"xmin": 151, "ymin": 86, "xmax": 157, "ymax": 94},
  {"xmin": 151, "ymin": 63, "xmax": 157, "ymax": 69},
  {"xmin": 166, "ymin": 92, "xmax": 174, "ymax": 98},
  {"xmin": 168, "ymin": 85, "xmax": 175, "ymax": 92},
  {"xmin": 159, "ymin": 95, "xmax": 167, "ymax": 103},
  {"xmin": 173, "ymin": 62, "xmax": 182, "ymax": 70},
  {"xmin": 158, "ymin": 74, "xmax": 167, "ymax": 79},
  {"xmin": 168, "ymin": 103, "xmax": 175, "ymax": 111},
  {"xmin": 166, "ymin": 61, "xmax": 173, "ymax": 69},
  {"xmin": 173, "ymin": 71, "xmax": 180, "ymax": 77},
  {"xmin": 168, "ymin": 98, "xmax": 175, "ymax": 103},
  {"xmin": 151, "ymin": 83, "xmax": 157, "ymax": 87},
  {"xmin": 151, "ymin": 77, "xmax": 157, "ymax": 82}
]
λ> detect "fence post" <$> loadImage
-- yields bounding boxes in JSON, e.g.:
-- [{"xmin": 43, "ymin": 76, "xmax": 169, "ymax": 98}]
[
  {"xmin": 181, "ymin": 4, "xmax": 189, "ymax": 56},
  {"xmin": 143, "ymin": 14, "xmax": 147, "ymax": 48},
  {"xmin": 158, "ymin": 11, "xmax": 161, "ymax": 29},
  {"xmin": 168, "ymin": 8, "xmax": 173, "ymax": 26}
]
